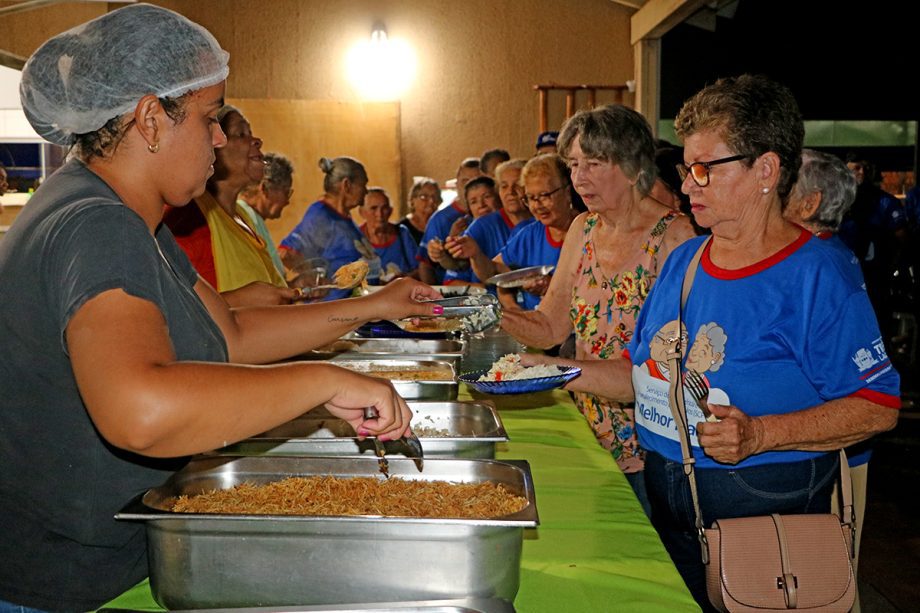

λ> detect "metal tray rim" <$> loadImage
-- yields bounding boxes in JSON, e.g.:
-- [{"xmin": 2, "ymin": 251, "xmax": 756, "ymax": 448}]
[
  {"xmin": 116, "ymin": 458, "xmax": 538, "ymax": 527},
  {"xmin": 244, "ymin": 401, "xmax": 507, "ymax": 441}
]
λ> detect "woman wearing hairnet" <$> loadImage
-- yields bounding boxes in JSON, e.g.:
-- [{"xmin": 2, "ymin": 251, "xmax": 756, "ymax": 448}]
[{"xmin": 0, "ymin": 5, "xmax": 440, "ymax": 611}]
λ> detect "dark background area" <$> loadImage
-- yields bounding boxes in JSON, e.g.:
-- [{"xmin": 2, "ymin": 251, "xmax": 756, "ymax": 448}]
[{"xmin": 660, "ymin": 0, "xmax": 917, "ymax": 172}]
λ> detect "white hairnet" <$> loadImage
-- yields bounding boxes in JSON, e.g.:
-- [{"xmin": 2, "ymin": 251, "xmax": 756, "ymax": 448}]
[{"xmin": 19, "ymin": 3, "xmax": 229, "ymax": 146}]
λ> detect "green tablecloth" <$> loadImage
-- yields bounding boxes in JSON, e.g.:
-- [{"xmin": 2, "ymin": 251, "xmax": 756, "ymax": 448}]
[{"xmin": 104, "ymin": 387, "xmax": 699, "ymax": 612}]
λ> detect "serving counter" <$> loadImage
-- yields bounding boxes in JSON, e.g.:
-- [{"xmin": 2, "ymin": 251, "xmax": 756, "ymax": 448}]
[{"xmin": 103, "ymin": 386, "xmax": 700, "ymax": 612}]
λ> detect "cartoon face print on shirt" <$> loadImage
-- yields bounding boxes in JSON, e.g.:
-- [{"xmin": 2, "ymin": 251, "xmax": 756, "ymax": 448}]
[
  {"xmin": 642, "ymin": 319, "xmax": 687, "ymax": 381},
  {"xmin": 684, "ymin": 322, "xmax": 731, "ymax": 416},
  {"xmin": 685, "ymin": 322, "xmax": 726, "ymax": 375}
]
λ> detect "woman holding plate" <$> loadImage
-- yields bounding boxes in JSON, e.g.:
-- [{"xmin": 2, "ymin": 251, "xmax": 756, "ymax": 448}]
[
  {"xmin": 481, "ymin": 154, "xmax": 579, "ymax": 311},
  {"xmin": 501, "ymin": 106, "xmax": 695, "ymax": 512}
]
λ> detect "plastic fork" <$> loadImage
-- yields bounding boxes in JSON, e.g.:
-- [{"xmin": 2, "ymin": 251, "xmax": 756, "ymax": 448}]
[{"xmin": 683, "ymin": 370, "xmax": 712, "ymax": 419}]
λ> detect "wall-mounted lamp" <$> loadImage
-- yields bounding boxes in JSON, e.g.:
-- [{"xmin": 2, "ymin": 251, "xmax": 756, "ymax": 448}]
[
  {"xmin": 346, "ymin": 20, "xmax": 416, "ymax": 102},
  {"xmin": 371, "ymin": 20, "xmax": 387, "ymax": 44}
]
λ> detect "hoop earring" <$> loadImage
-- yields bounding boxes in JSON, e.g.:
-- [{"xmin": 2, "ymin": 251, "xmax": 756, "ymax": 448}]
[{"xmin": 148, "ymin": 142, "xmax": 160, "ymax": 154}]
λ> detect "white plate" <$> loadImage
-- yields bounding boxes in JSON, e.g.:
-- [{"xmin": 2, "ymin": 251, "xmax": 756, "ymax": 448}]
[{"xmin": 485, "ymin": 265, "xmax": 555, "ymax": 288}]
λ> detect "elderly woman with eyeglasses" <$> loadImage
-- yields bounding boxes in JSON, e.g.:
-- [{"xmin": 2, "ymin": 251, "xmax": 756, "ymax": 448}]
[
  {"xmin": 625, "ymin": 75, "xmax": 899, "ymax": 609},
  {"xmin": 480, "ymin": 154, "xmax": 580, "ymax": 310},
  {"xmin": 398, "ymin": 176, "xmax": 441, "ymax": 245},
  {"xmin": 500, "ymin": 108, "xmax": 695, "ymax": 514}
]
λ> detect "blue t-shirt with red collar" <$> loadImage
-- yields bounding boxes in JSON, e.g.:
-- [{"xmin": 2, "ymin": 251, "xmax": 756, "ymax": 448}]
[
  {"xmin": 628, "ymin": 230, "xmax": 900, "ymax": 470},
  {"xmin": 444, "ymin": 210, "xmax": 536, "ymax": 285},
  {"xmin": 499, "ymin": 222, "xmax": 564, "ymax": 310},
  {"xmin": 361, "ymin": 223, "xmax": 417, "ymax": 277},
  {"xmin": 280, "ymin": 200, "xmax": 372, "ymax": 300}
]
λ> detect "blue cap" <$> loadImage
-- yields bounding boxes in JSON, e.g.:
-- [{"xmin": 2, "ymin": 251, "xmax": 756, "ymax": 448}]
[{"xmin": 536, "ymin": 131, "xmax": 559, "ymax": 150}]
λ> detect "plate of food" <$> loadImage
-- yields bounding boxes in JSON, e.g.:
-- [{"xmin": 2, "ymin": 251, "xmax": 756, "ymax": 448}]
[
  {"xmin": 485, "ymin": 265, "xmax": 555, "ymax": 289},
  {"xmin": 357, "ymin": 285, "xmax": 486, "ymax": 297},
  {"xmin": 433, "ymin": 285, "xmax": 487, "ymax": 297},
  {"xmin": 459, "ymin": 353, "xmax": 581, "ymax": 395}
]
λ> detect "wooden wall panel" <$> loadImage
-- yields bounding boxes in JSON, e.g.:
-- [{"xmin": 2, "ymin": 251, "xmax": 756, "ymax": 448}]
[{"xmin": 227, "ymin": 98, "xmax": 400, "ymax": 246}]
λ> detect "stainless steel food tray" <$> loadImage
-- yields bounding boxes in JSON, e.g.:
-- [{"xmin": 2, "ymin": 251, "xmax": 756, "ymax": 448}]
[
  {"xmin": 213, "ymin": 401, "xmax": 508, "ymax": 459},
  {"xmin": 322, "ymin": 359, "xmax": 458, "ymax": 401},
  {"xmin": 301, "ymin": 338, "xmax": 464, "ymax": 371},
  {"xmin": 117, "ymin": 456, "xmax": 538, "ymax": 610}
]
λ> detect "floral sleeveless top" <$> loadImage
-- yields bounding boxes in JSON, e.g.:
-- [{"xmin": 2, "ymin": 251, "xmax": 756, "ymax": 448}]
[{"xmin": 569, "ymin": 211, "xmax": 679, "ymax": 473}]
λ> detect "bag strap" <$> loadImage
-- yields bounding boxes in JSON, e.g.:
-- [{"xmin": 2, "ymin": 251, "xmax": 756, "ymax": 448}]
[
  {"xmin": 665, "ymin": 237, "xmax": 855, "ymax": 565},
  {"xmin": 665, "ymin": 237, "xmax": 710, "ymax": 562},
  {"xmin": 771, "ymin": 513, "xmax": 798, "ymax": 608}
]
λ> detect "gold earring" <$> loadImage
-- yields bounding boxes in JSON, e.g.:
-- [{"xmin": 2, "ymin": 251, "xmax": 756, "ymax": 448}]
[{"xmin": 148, "ymin": 142, "xmax": 160, "ymax": 154}]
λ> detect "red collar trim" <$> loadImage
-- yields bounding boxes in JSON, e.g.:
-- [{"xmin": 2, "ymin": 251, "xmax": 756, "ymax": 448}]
[
  {"xmin": 360, "ymin": 223, "xmax": 397, "ymax": 248},
  {"xmin": 499, "ymin": 208, "xmax": 514, "ymax": 229},
  {"xmin": 701, "ymin": 227, "xmax": 811, "ymax": 280},
  {"xmin": 545, "ymin": 225, "xmax": 565, "ymax": 248},
  {"xmin": 816, "ymin": 230, "xmax": 833, "ymax": 240},
  {"xmin": 450, "ymin": 200, "xmax": 467, "ymax": 215}
]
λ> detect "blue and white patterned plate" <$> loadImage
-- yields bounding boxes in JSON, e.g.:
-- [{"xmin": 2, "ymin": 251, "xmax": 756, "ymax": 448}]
[
  {"xmin": 354, "ymin": 321, "xmax": 448, "ymax": 339},
  {"xmin": 459, "ymin": 366, "xmax": 581, "ymax": 395}
]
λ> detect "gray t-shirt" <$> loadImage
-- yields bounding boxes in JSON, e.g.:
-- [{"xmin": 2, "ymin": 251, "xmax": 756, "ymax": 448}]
[{"xmin": 0, "ymin": 160, "xmax": 227, "ymax": 610}]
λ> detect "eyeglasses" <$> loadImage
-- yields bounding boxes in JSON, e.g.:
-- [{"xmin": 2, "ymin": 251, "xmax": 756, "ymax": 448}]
[
  {"xmin": 676, "ymin": 154, "xmax": 746, "ymax": 187},
  {"xmin": 415, "ymin": 193, "xmax": 442, "ymax": 203},
  {"xmin": 525, "ymin": 185, "xmax": 566, "ymax": 206}
]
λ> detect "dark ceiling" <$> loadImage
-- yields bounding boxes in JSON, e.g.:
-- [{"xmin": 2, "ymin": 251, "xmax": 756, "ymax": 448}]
[{"xmin": 660, "ymin": 1, "xmax": 914, "ymax": 121}]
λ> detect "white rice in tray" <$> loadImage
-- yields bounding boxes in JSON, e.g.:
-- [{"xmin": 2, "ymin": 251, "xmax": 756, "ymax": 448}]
[{"xmin": 478, "ymin": 353, "xmax": 562, "ymax": 382}]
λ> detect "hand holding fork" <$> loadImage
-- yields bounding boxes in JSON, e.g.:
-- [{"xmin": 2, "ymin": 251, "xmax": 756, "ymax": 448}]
[{"xmin": 683, "ymin": 370, "xmax": 719, "ymax": 422}]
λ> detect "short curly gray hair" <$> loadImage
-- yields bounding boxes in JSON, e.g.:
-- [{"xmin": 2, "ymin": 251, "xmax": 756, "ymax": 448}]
[
  {"xmin": 675, "ymin": 74, "xmax": 804, "ymax": 201},
  {"xmin": 262, "ymin": 152, "xmax": 294, "ymax": 192}
]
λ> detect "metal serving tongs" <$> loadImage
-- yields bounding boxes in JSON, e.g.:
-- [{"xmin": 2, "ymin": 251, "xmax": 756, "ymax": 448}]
[
  {"xmin": 391, "ymin": 294, "xmax": 502, "ymax": 335},
  {"xmin": 362, "ymin": 407, "xmax": 425, "ymax": 478}
]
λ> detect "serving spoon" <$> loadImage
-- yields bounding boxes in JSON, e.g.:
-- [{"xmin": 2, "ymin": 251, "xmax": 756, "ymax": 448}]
[{"xmin": 362, "ymin": 407, "xmax": 424, "ymax": 477}]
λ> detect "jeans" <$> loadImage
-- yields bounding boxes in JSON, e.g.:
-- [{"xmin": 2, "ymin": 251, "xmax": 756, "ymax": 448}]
[
  {"xmin": 644, "ymin": 450, "xmax": 839, "ymax": 612},
  {"xmin": 624, "ymin": 470, "xmax": 653, "ymax": 518},
  {"xmin": 0, "ymin": 600, "xmax": 48, "ymax": 613}
]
